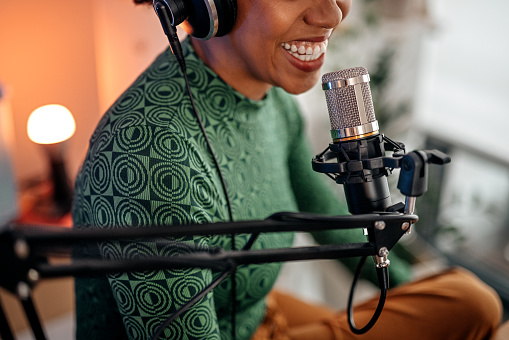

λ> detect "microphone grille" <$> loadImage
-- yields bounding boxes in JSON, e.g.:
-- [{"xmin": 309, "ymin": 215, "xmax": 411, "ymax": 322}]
[{"xmin": 322, "ymin": 67, "xmax": 376, "ymax": 132}]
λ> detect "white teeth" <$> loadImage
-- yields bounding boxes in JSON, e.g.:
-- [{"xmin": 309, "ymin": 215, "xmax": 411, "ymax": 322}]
[{"xmin": 281, "ymin": 40, "xmax": 328, "ymax": 62}]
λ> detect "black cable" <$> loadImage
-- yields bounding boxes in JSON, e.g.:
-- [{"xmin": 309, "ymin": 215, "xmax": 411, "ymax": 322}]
[
  {"xmin": 180, "ymin": 55, "xmax": 234, "ymax": 223},
  {"xmin": 161, "ymin": 25, "xmax": 237, "ymax": 340},
  {"xmin": 242, "ymin": 233, "xmax": 260, "ymax": 251},
  {"xmin": 151, "ymin": 266, "xmax": 234, "ymax": 340},
  {"xmin": 178, "ymin": 40, "xmax": 237, "ymax": 340},
  {"xmin": 347, "ymin": 256, "xmax": 388, "ymax": 334},
  {"xmin": 269, "ymin": 211, "xmax": 391, "ymax": 333}
]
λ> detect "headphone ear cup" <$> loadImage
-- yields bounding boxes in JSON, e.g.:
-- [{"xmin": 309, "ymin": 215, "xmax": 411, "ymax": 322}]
[
  {"xmin": 214, "ymin": 0, "xmax": 237, "ymax": 37},
  {"xmin": 183, "ymin": 0, "xmax": 237, "ymax": 39}
]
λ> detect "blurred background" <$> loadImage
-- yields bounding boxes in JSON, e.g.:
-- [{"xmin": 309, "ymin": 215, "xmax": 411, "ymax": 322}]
[{"xmin": 1, "ymin": 0, "xmax": 508, "ymax": 338}]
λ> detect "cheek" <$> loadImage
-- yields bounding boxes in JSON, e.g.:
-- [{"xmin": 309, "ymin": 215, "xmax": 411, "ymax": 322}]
[{"xmin": 340, "ymin": 0, "xmax": 352, "ymax": 18}]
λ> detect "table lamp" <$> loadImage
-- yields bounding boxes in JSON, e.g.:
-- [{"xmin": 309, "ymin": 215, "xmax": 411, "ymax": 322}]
[{"xmin": 27, "ymin": 104, "xmax": 75, "ymax": 216}]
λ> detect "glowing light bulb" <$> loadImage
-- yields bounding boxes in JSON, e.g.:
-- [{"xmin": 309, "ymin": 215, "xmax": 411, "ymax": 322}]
[{"xmin": 27, "ymin": 104, "xmax": 76, "ymax": 145}]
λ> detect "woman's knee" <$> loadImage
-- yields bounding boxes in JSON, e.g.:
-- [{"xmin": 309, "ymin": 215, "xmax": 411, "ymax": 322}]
[{"xmin": 441, "ymin": 267, "xmax": 502, "ymax": 335}]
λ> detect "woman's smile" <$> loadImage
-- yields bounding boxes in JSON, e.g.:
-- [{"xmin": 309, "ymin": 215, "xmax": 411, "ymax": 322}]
[
  {"xmin": 281, "ymin": 39, "xmax": 328, "ymax": 62},
  {"xmin": 280, "ymin": 37, "xmax": 329, "ymax": 73}
]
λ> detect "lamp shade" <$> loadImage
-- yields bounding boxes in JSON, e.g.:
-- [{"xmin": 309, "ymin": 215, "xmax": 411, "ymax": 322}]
[{"xmin": 27, "ymin": 104, "xmax": 76, "ymax": 145}]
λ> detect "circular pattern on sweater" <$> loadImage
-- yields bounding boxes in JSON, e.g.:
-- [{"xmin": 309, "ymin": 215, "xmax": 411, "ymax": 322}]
[
  {"xmin": 155, "ymin": 204, "xmax": 192, "ymax": 226},
  {"xmin": 122, "ymin": 241, "xmax": 154, "ymax": 260},
  {"xmin": 151, "ymin": 162, "xmax": 189, "ymax": 201},
  {"xmin": 248, "ymin": 263, "xmax": 280, "ymax": 298},
  {"xmin": 112, "ymin": 86, "xmax": 144, "ymax": 116},
  {"xmin": 115, "ymin": 199, "xmax": 151, "ymax": 227},
  {"xmin": 152, "ymin": 130, "xmax": 188, "ymax": 162},
  {"xmin": 203, "ymin": 81, "xmax": 236, "ymax": 121},
  {"xmin": 158, "ymin": 242, "xmax": 197, "ymax": 277},
  {"xmin": 191, "ymin": 173, "xmax": 215, "ymax": 210},
  {"xmin": 124, "ymin": 315, "xmax": 146, "ymax": 340},
  {"xmin": 146, "ymin": 317, "xmax": 185, "ymax": 339},
  {"xmin": 92, "ymin": 196, "xmax": 114, "ymax": 228},
  {"xmin": 115, "ymin": 125, "xmax": 152, "ymax": 153},
  {"xmin": 73, "ymin": 194, "xmax": 93, "ymax": 226},
  {"xmin": 236, "ymin": 312, "xmax": 261, "ymax": 340},
  {"xmin": 146, "ymin": 79, "xmax": 184, "ymax": 106},
  {"xmin": 192, "ymin": 208, "xmax": 215, "ymax": 224},
  {"xmin": 146, "ymin": 57, "xmax": 180, "ymax": 80},
  {"xmin": 99, "ymin": 241, "xmax": 122, "ymax": 261},
  {"xmin": 111, "ymin": 280, "xmax": 136, "ymax": 315},
  {"xmin": 175, "ymin": 102, "xmax": 203, "ymax": 135},
  {"xmin": 134, "ymin": 281, "xmax": 171, "ymax": 316},
  {"xmin": 146, "ymin": 106, "xmax": 174, "ymax": 128},
  {"xmin": 90, "ymin": 130, "xmax": 112, "ymax": 156},
  {"xmin": 90, "ymin": 154, "xmax": 111, "ymax": 194},
  {"xmin": 111, "ymin": 154, "xmax": 148, "ymax": 197},
  {"xmin": 90, "ymin": 115, "xmax": 110, "ymax": 144},
  {"xmin": 186, "ymin": 59, "xmax": 209, "ymax": 91},
  {"xmin": 213, "ymin": 268, "xmax": 248, "ymax": 304},
  {"xmin": 182, "ymin": 304, "xmax": 216, "ymax": 337},
  {"xmin": 215, "ymin": 123, "xmax": 241, "ymax": 160},
  {"xmin": 170, "ymin": 275, "xmax": 206, "ymax": 306},
  {"xmin": 112, "ymin": 110, "xmax": 145, "ymax": 134}
]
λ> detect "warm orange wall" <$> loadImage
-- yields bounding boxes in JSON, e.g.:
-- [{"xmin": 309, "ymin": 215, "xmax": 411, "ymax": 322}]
[
  {"xmin": 0, "ymin": 0, "xmax": 167, "ymax": 186},
  {"xmin": 0, "ymin": 0, "xmax": 101, "ymax": 182},
  {"xmin": 91, "ymin": 0, "xmax": 168, "ymax": 114}
]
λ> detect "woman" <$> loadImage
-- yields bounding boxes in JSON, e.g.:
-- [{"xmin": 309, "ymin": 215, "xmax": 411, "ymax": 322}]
[{"xmin": 72, "ymin": 0, "xmax": 502, "ymax": 339}]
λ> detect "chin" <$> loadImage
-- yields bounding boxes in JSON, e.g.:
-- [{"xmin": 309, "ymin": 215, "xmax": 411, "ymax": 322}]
[{"xmin": 280, "ymin": 77, "xmax": 320, "ymax": 95}]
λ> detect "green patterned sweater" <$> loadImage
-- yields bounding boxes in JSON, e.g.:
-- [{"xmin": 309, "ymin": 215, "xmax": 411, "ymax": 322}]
[{"xmin": 72, "ymin": 38, "xmax": 410, "ymax": 340}]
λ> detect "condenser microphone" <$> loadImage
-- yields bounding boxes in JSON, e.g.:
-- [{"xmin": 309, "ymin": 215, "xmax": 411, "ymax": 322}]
[
  {"xmin": 322, "ymin": 67, "xmax": 379, "ymax": 142},
  {"xmin": 321, "ymin": 67, "xmax": 391, "ymax": 214}
]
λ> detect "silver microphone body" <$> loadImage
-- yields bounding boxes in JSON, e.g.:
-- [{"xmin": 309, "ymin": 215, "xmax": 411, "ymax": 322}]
[
  {"xmin": 321, "ymin": 67, "xmax": 391, "ymax": 214},
  {"xmin": 322, "ymin": 67, "xmax": 379, "ymax": 142}
]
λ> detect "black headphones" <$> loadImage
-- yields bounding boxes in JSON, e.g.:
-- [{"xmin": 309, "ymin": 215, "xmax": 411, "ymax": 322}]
[{"xmin": 153, "ymin": 0, "xmax": 237, "ymax": 40}]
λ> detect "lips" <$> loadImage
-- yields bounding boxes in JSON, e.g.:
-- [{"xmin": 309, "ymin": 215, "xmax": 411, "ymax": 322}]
[
  {"xmin": 281, "ymin": 40, "xmax": 328, "ymax": 62},
  {"xmin": 280, "ymin": 38, "xmax": 329, "ymax": 72}
]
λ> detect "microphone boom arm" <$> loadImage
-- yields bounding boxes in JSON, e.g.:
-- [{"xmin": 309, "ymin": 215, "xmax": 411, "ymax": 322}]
[
  {"xmin": 0, "ymin": 211, "xmax": 417, "ymax": 294},
  {"xmin": 0, "ymin": 139, "xmax": 448, "ymax": 340}
]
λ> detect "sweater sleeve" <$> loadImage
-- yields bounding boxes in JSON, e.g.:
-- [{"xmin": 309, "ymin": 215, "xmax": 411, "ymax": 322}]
[
  {"xmin": 74, "ymin": 124, "xmax": 225, "ymax": 339},
  {"xmin": 286, "ymin": 103, "xmax": 413, "ymax": 287}
]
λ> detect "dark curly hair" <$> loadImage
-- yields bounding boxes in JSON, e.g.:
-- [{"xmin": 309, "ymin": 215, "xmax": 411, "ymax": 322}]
[{"xmin": 133, "ymin": 0, "xmax": 153, "ymax": 5}]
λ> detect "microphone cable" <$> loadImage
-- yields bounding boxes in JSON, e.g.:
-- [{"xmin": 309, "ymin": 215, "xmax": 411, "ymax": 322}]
[
  {"xmin": 347, "ymin": 256, "xmax": 388, "ymax": 334},
  {"xmin": 269, "ymin": 212, "xmax": 389, "ymax": 334}
]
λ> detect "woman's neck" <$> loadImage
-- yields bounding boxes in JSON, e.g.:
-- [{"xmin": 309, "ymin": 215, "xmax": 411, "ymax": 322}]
[{"xmin": 191, "ymin": 37, "xmax": 272, "ymax": 101}]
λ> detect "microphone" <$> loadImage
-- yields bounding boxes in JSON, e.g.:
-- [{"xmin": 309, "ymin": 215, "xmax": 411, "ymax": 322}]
[{"xmin": 320, "ymin": 67, "xmax": 391, "ymax": 214}]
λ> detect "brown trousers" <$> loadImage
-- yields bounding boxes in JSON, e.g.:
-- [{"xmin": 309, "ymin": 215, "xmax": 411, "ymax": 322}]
[{"xmin": 251, "ymin": 268, "xmax": 502, "ymax": 340}]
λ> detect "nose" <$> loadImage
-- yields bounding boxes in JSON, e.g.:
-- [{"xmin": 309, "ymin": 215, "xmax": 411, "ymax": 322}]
[{"xmin": 304, "ymin": 0, "xmax": 349, "ymax": 29}]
